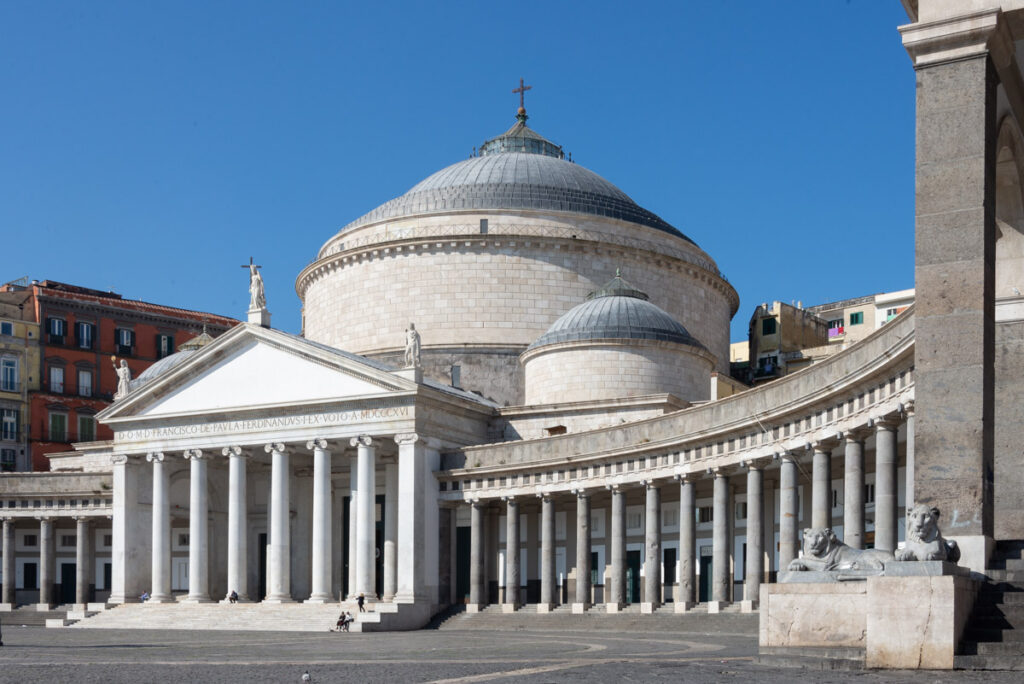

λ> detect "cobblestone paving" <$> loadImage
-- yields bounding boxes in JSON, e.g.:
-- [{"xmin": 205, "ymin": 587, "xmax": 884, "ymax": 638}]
[{"xmin": 0, "ymin": 625, "xmax": 1021, "ymax": 683}]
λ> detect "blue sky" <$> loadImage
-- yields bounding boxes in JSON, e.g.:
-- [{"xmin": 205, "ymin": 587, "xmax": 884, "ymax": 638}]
[{"xmin": 1, "ymin": 1, "xmax": 915, "ymax": 343}]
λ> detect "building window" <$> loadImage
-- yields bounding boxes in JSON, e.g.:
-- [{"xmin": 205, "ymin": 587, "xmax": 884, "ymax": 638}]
[
  {"xmin": 49, "ymin": 365, "xmax": 64, "ymax": 394},
  {"xmin": 78, "ymin": 415, "xmax": 96, "ymax": 442},
  {"xmin": 116, "ymin": 328, "xmax": 135, "ymax": 356},
  {"xmin": 157, "ymin": 334, "xmax": 175, "ymax": 359},
  {"xmin": 865, "ymin": 483, "xmax": 875, "ymax": 504},
  {"xmin": 103, "ymin": 534, "xmax": 113, "ymax": 546},
  {"xmin": 849, "ymin": 312, "xmax": 864, "ymax": 326},
  {"xmin": 49, "ymin": 413, "xmax": 67, "ymax": 442},
  {"xmin": 761, "ymin": 317, "xmax": 777, "ymax": 335},
  {"xmin": 77, "ymin": 369, "xmax": 93, "ymax": 397},
  {"xmin": 697, "ymin": 506, "xmax": 713, "ymax": 523},
  {"xmin": 735, "ymin": 501, "xmax": 747, "ymax": 520},
  {"xmin": 61, "ymin": 535, "xmax": 76, "ymax": 547},
  {"xmin": 1, "ymin": 408, "xmax": 19, "ymax": 441},
  {"xmin": 47, "ymin": 317, "xmax": 66, "ymax": 344},
  {"xmin": 0, "ymin": 448, "xmax": 14, "ymax": 472},
  {"xmin": 76, "ymin": 321, "xmax": 95, "ymax": 349},
  {"xmin": 0, "ymin": 321, "xmax": 12, "ymax": 336},
  {"xmin": 24, "ymin": 534, "xmax": 37, "ymax": 547},
  {"xmin": 1, "ymin": 357, "xmax": 17, "ymax": 391}
]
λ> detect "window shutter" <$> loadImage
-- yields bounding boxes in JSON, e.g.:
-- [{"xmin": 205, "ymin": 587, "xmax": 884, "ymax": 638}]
[
  {"xmin": 168, "ymin": 335, "xmax": 174, "ymax": 354},
  {"xmin": 130, "ymin": 330, "xmax": 136, "ymax": 348}
]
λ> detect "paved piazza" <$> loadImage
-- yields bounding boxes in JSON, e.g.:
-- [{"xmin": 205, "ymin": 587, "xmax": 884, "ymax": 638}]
[{"xmin": 0, "ymin": 622, "xmax": 1020, "ymax": 683}]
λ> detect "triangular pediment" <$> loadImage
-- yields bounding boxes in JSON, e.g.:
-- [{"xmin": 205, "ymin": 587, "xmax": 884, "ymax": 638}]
[{"xmin": 100, "ymin": 324, "xmax": 414, "ymax": 420}]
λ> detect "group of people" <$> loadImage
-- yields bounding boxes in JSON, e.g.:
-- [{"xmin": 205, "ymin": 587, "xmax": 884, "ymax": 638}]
[{"xmin": 333, "ymin": 593, "xmax": 367, "ymax": 632}]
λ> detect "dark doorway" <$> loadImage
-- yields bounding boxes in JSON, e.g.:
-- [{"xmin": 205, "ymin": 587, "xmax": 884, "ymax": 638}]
[
  {"xmin": 663, "ymin": 547, "xmax": 677, "ymax": 602},
  {"xmin": 103, "ymin": 563, "xmax": 112, "ymax": 594},
  {"xmin": 376, "ymin": 494, "xmax": 385, "ymax": 599},
  {"xmin": 342, "ymin": 496, "xmax": 351, "ymax": 599},
  {"xmin": 257, "ymin": 532, "xmax": 268, "ymax": 600},
  {"xmin": 626, "ymin": 550, "xmax": 641, "ymax": 603},
  {"xmin": 456, "ymin": 526, "xmax": 471, "ymax": 602},
  {"xmin": 60, "ymin": 563, "xmax": 76, "ymax": 604},
  {"xmin": 24, "ymin": 562, "xmax": 38, "ymax": 590},
  {"xmin": 699, "ymin": 555, "xmax": 713, "ymax": 602}
]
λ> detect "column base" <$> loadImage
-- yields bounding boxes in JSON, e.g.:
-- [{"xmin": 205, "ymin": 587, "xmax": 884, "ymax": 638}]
[
  {"xmin": 304, "ymin": 594, "xmax": 333, "ymax": 604},
  {"xmin": 535, "ymin": 602, "xmax": 555, "ymax": 613},
  {"xmin": 640, "ymin": 602, "xmax": 660, "ymax": 614},
  {"xmin": 35, "ymin": 603, "xmax": 54, "ymax": 611},
  {"xmin": 263, "ymin": 595, "xmax": 296, "ymax": 604},
  {"xmin": 0, "ymin": 602, "xmax": 13, "ymax": 612},
  {"xmin": 181, "ymin": 595, "xmax": 214, "ymax": 604},
  {"xmin": 739, "ymin": 599, "xmax": 759, "ymax": 613},
  {"xmin": 605, "ymin": 602, "xmax": 625, "ymax": 613},
  {"xmin": 87, "ymin": 602, "xmax": 110, "ymax": 611},
  {"xmin": 705, "ymin": 600, "xmax": 730, "ymax": 613},
  {"xmin": 571, "ymin": 602, "xmax": 589, "ymax": 614},
  {"xmin": 501, "ymin": 602, "xmax": 519, "ymax": 613},
  {"xmin": 673, "ymin": 601, "xmax": 697, "ymax": 613},
  {"xmin": 381, "ymin": 593, "xmax": 395, "ymax": 603},
  {"xmin": 220, "ymin": 597, "xmax": 253, "ymax": 604},
  {"xmin": 466, "ymin": 603, "xmax": 484, "ymax": 613},
  {"xmin": 148, "ymin": 594, "xmax": 176, "ymax": 604}
]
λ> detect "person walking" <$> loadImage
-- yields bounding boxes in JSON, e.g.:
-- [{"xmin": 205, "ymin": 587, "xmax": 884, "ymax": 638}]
[{"xmin": 357, "ymin": 593, "xmax": 365, "ymax": 612}]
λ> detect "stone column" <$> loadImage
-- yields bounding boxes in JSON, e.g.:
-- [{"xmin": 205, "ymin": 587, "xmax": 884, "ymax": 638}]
[
  {"xmin": 468, "ymin": 500, "xmax": 485, "ymax": 611},
  {"xmin": 812, "ymin": 444, "xmax": 832, "ymax": 529},
  {"xmin": 147, "ymin": 451, "xmax": 173, "ymax": 603},
  {"xmin": 183, "ymin": 449, "xmax": 211, "ymax": 603},
  {"xmin": 904, "ymin": 403, "xmax": 915, "ymax": 515},
  {"xmin": 573, "ymin": 490, "xmax": 591, "ymax": 613},
  {"xmin": 503, "ymin": 497, "xmax": 520, "ymax": 611},
  {"xmin": 395, "ymin": 433, "xmax": 431, "ymax": 604},
  {"xmin": 347, "ymin": 454, "xmax": 358, "ymax": 599},
  {"xmin": 875, "ymin": 419, "xmax": 899, "ymax": 552},
  {"xmin": 900, "ymin": 16, "xmax": 1000, "ymax": 575},
  {"xmin": 744, "ymin": 464, "xmax": 763, "ymax": 611},
  {"xmin": 538, "ymin": 494, "xmax": 555, "ymax": 612},
  {"xmin": 74, "ymin": 517, "xmax": 92, "ymax": 608},
  {"xmin": 1, "ymin": 518, "xmax": 14, "ymax": 607},
  {"xmin": 383, "ymin": 462, "xmax": 398, "ymax": 601},
  {"xmin": 221, "ymin": 446, "xmax": 249, "ymax": 602},
  {"xmin": 711, "ymin": 470, "xmax": 730, "ymax": 607},
  {"xmin": 38, "ymin": 516, "xmax": 55, "ymax": 608},
  {"xmin": 264, "ymin": 442, "xmax": 292, "ymax": 603},
  {"xmin": 676, "ymin": 477, "xmax": 696, "ymax": 611},
  {"xmin": 779, "ymin": 454, "xmax": 799, "ymax": 570},
  {"xmin": 302, "ymin": 439, "xmax": 331, "ymax": 603},
  {"xmin": 607, "ymin": 484, "xmax": 625, "ymax": 612},
  {"xmin": 351, "ymin": 435, "xmax": 376, "ymax": 599},
  {"xmin": 844, "ymin": 435, "xmax": 865, "ymax": 549},
  {"xmin": 642, "ymin": 482, "xmax": 661, "ymax": 613}
]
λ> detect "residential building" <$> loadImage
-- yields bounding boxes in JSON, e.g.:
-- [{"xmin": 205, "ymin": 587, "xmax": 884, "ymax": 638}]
[
  {"xmin": 0, "ymin": 279, "xmax": 236, "ymax": 471},
  {"xmin": 0, "ymin": 282, "xmax": 40, "ymax": 472},
  {"xmin": 740, "ymin": 300, "xmax": 830, "ymax": 383},
  {"xmin": 806, "ymin": 288, "xmax": 915, "ymax": 347}
]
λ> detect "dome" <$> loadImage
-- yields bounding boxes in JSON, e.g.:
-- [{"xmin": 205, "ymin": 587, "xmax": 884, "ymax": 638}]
[
  {"xmin": 528, "ymin": 272, "xmax": 707, "ymax": 351},
  {"xmin": 334, "ymin": 120, "xmax": 694, "ymax": 243}
]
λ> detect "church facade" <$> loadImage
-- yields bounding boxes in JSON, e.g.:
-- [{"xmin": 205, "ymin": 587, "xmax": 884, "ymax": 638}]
[{"xmin": 1, "ymin": 3, "xmax": 1023, "ymax": 651}]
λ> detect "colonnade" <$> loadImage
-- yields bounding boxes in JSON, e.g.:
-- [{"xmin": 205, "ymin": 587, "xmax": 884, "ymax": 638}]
[
  {"xmin": 144, "ymin": 433, "xmax": 422, "ymax": 604},
  {"xmin": 466, "ymin": 412, "xmax": 912, "ymax": 612},
  {"xmin": 0, "ymin": 515, "xmax": 100, "ymax": 608}
]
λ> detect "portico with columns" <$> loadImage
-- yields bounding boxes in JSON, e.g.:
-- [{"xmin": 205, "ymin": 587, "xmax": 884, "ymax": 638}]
[{"xmin": 86, "ymin": 323, "xmax": 493, "ymax": 629}]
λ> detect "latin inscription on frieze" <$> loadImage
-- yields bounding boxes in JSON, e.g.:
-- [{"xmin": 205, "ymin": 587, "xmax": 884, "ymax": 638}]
[{"xmin": 114, "ymin": 406, "xmax": 410, "ymax": 442}]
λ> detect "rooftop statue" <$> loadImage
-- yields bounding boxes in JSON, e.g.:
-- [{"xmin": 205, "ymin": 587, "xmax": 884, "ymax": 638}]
[
  {"xmin": 112, "ymin": 358, "xmax": 132, "ymax": 400},
  {"xmin": 404, "ymin": 322, "xmax": 421, "ymax": 369}
]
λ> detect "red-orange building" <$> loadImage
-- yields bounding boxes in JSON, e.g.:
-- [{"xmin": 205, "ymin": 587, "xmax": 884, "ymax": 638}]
[{"xmin": 0, "ymin": 280, "xmax": 237, "ymax": 471}]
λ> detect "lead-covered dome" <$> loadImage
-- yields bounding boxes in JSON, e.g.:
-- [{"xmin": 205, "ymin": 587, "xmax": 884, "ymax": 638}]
[{"xmin": 334, "ymin": 118, "xmax": 693, "ymax": 243}]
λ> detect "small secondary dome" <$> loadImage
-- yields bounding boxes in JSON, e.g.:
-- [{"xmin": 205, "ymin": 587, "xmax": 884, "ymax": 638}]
[
  {"xmin": 528, "ymin": 271, "xmax": 707, "ymax": 351},
  {"xmin": 129, "ymin": 329, "xmax": 218, "ymax": 392}
]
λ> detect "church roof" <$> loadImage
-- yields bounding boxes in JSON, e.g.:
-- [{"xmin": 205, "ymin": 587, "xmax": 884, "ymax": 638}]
[
  {"xmin": 527, "ymin": 272, "xmax": 707, "ymax": 351},
  {"xmin": 336, "ymin": 115, "xmax": 695, "ymax": 244}
]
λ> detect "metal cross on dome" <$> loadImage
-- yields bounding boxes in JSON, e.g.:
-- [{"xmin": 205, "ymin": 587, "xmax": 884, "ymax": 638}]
[
  {"xmin": 240, "ymin": 256, "xmax": 262, "ymax": 272},
  {"xmin": 513, "ymin": 78, "xmax": 532, "ymax": 110}
]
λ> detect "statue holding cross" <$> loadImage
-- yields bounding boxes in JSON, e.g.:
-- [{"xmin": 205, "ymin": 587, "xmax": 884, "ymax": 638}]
[{"xmin": 241, "ymin": 257, "xmax": 266, "ymax": 311}]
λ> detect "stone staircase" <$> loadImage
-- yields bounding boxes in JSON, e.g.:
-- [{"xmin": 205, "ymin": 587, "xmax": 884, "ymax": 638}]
[
  {"xmin": 67, "ymin": 598, "xmax": 431, "ymax": 633},
  {"xmin": 0, "ymin": 605, "xmax": 75, "ymax": 628},
  {"xmin": 957, "ymin": 541, "xmax": 1024, "ymax": 671},
  {"xmin": 433, "ymin": 602, "xmax": 754, "ymax": 632}
]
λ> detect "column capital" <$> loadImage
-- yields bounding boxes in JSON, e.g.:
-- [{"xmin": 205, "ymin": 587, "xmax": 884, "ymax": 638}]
[
  {"xmin": 640, "ymin": 479, "xmax": 661, "ymax": 490},
  {"xmin": 222, "ymin": 445, "xmax": 249, "ymax": 458},
  {"xmin": 263, "ymin": 442, "xmax": 287, "ymax": 455},
  {"xmin": 741, "ymin": 457, "xmax": 771, "ymax": 471},
  {"xmin": 110, "ymin": 453, "xmax": 140, "ymax": 465},
  {"xmin": 146, "ymin": 451, "xmax": 165, "ymax": 463},
  {"xmin": 393, "ymin": 432, "xmax": 418, "ymax": 446},
  {"xmin": 306, "ymin": 438, "xmax": 329, "ymax": 451},
  {"xmin": 844, "ymin": 427, "xmax": 871, "ymax": 443},
  {"xmin": 71, "ymin": 515, "xmax": 92, "ymax": 523},
  {"xmin": 35, "ymin": 515, "xmax": 56, "ymax": 523},
  {"xmin": 184, "ymin": 448, "xmax": 207, "ymax": 460},
  {"xmin": 899, "ymin": 8, "xmax": 1014, "ymax": 69},
  {"xmin": 812, "ymin": 431, "xmax": 843, "ymax": 451},
  {"xmin": 502, "ymin": 495, "xmax": 517, "ymax": 504},
  {"xmin": 350, "ymin": 434, "xmax": 374, "ymax": 448},
  {"xmin": 871, "ymin": 414, "xmax": 901, "ymax": 431},
  {"xmin": 899, "ymin": 399, "xmax": 915, "ymax": 417}
]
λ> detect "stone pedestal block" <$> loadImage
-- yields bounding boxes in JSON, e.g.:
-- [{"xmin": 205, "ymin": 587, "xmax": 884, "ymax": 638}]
[
  {"xmin": 0, "ymin": 603, "xmax": 12, "ymax": 612},
  {"xmin": 571, "ymin": 602, "xmax": 588, "ymax": 614},
  {"xmin": 605, "ymin": 602, "xmax": 624, "ymax": 613},
  {"xmin": 501, "ymin": 603, "xmax": 517, "ymax": 613},
  {"xmin": 673, "ymin": 601, "xmax": 696, "ymax": 613},
  {"xmin": 739, "ymin": 599, "xmax": 758, "ymax": 613},
  {"xmin": 640, "ymin": 602, "xmax": 656, "ymax": 614},
  {"xmin": 535, "ymin": 602, "xmax": 554, "ymax": 613},
  {"xmin": 706, "ymin": 600, "xmax": 729, "ymax": 614},
  {"xmin": 466, "ymin": 603, "xmax": 482, "ymax": 613}
]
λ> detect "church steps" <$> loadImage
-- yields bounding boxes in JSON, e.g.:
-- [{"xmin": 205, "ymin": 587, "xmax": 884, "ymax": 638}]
[{"xmin": 957, "ymin": 541, "xmax": 1024, "ymax": 669}]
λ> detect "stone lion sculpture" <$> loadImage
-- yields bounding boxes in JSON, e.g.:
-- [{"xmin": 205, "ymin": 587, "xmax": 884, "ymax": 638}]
[
  {"xmin": 787, "ymin": 527, "xmax": 892, "ymax": 572},
  {"xmin": 894, "ymin": 504, "xmax": 960, "ymax": 563}
]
